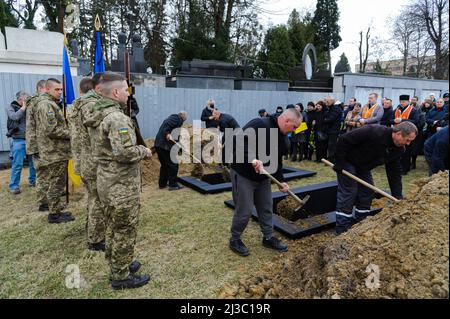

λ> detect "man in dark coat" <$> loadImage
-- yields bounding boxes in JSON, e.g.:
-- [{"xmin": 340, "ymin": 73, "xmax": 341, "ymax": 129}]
[
  {"xmin": 379, "ymin": 98, "xmax": 395, "ymax": 127},
  {"xmin": 212, "ymin": 110, "xmax": 240, "ymax": 163},
  {"xmin": 424, "ymin": 125, "xmax": 449, "ymax": 176},
  {"xmin": 154, "ymin": 111, "xmax": 188, "ymax": 190},
  {"xmin": 333, "ymin": 122, "xmax": 417, "ymax": 234},
  {"xmin": 323, "ymin": 98, "xmax": 343, "ymax": 163},
  {"xmin": 201, "ymin": 99, "xmax": 219, "ymax": 128}
]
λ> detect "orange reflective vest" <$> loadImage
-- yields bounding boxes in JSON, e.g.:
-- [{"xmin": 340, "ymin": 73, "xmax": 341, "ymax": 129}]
[
  {"xmin": 395, "ymin": 105, "xmax": 414, "ymax": 120},
  {"xmin": 361, "ymin": 103, "xmax": 379, "ymax": 119}
]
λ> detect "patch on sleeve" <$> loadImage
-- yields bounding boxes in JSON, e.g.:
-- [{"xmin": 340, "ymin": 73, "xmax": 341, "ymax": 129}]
[
  {"xmin": 118, "ymin": 127, "xmax": 131, "ymax": 143},
  {"xmin": 47, "ymin": 111, "xmax": 56, "ymax": 124}
]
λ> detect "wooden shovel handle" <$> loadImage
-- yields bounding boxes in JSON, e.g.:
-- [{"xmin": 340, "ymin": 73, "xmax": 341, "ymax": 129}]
[
  {"xmin": 321, "ymin": 158, "xmax": 400, "ymax": 203},
  {"xmin": 170, "ymin": 137, "xmax": 203, "ymax": 164}
]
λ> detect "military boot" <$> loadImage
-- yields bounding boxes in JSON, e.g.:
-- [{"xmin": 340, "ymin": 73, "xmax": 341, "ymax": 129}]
[{"xmin": 110, "ymin": 274, "xmax": 150, "ymax": 290}]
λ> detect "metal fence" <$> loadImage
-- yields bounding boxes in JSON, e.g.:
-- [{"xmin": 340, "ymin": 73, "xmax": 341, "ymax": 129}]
[{"xmin": 0, "ymin": 72, "xmax": 342, "ymax": 151}]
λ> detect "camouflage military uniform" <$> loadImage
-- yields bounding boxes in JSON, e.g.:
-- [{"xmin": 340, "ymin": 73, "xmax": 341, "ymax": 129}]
[
  {"xmin": 68, "ymin": 90, "xmax": 106, "ymax": 244},
  {"xmin": 84, "ymin": 97, "xmax": 147, "ymax": 281},
  {"xmin": 26, "ymin": 93, "xmax": 48, "ymax": 206},
  {"xmin": 35, "ymin": 93, "xmax": 71, "ymax": 215}
]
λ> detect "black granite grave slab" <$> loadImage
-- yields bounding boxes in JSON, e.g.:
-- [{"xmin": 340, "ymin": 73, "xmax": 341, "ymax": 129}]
[
  {"xmin": 178, "ymin": 167, "xmax": 316, "ymax": 194},
  {"xmin": 224, "ymin": 181, "xmax": 383, "ymax": 239}
]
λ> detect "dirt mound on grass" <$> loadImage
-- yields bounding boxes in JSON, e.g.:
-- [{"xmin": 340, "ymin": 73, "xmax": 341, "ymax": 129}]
[
  {"xmin": 140, "ymin": 126, "xmax": 222, "ymax": 185},
  {"xmin": 219, "ymin": 171, "xmax": 449, "ymax": 299}
]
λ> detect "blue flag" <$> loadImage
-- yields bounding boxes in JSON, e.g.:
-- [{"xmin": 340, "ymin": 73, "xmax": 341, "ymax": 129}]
[
  {"xmin": 62, "ymin": 45, "xmax": 75, "ymax": 105},
  {"xmin": 94, "ymin": 31, "xmax": 105, "ymax": 74}
]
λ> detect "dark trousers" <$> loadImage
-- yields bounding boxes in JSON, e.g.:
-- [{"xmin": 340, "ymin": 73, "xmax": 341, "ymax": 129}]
[
  {"xmin": 401, "ymin": 144, "xmax": 413, "ymax": 174},
  {"xmin": 315, "ymin": 140, "xmax": 328, "ymax": 162},
  {"xmin": 327, "ymin": 134, "xmax": 338, "ymax": 163},
  {"xmin": 336, "ymin": 161, "xmax": 374, "ymax": 214},
  {"xmin": 155, "ymin": 147, "xmax": 179, "ymax": 187}
]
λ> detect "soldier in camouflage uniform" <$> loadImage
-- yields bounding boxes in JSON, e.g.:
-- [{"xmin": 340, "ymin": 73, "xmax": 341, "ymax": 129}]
[
  {"xmin": 84, "ymin": 73, "xmax": 152, "ymax": 290},
  {"xmin": 26, "ymin": 79, "xmax": 49, "ymax": 211},
  {"xmin": 35, "ymin": 78, "xmax": 75, "ymax": 224},
  {"xmin": 68, "ymin": 76, "xmax": 106, "ymax": 250}
]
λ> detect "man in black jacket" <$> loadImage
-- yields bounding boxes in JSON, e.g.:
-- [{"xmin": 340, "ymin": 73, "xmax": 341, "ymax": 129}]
[
  {"xmin": 333, "ymin": 122, "xmax": 417, "ymax": 234},
  {"xmin": 212, "ymin": 110, "xmax": 240, "ymax": 163},
  {"xmin": 323, "ymin": 98, "xmax": 343, "ymax": 163},
  {"xmin": 379, "ymin": 98, "xmax": 394, "ymax": 126},
  {"xmin": 200, "ymin": 99, "xmax": 219, "ymax": 128},
  {"xmin": 154, "ymin": 111, "xmax": 188, "ymax": 190},
  {"xmin": 229, "ymin": 109, "xmax": 302, "ymax": 256}
]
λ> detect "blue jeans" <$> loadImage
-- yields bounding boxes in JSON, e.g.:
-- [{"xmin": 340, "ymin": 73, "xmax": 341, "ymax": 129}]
[{"xmin": 9, "ymin": 139, "xmax": 36, "ymax": 190}]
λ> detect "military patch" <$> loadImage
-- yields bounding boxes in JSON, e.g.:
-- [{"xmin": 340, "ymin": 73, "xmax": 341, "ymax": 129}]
[
  {"xmin": 47, "ymin": 111, "xmax": 56, "ymax": 124},
  {"xmin": 118, "ymin": 127, "xmax": 131, "ymax": 143},
  {"xmin": 118, "ymin": 127, "xmax": 129, "ymax": 135}
]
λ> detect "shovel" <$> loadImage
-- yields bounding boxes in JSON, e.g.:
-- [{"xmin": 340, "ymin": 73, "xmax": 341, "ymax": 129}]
[
  {"xmin": 252, "ymin": 159, "xmax": 310, "ymax": 212},
  {"xmin": 321, "ymin": 158, "xmax": 401, "ymax": 203},
  {"xmin": 169, "ymin": 136, "xmax": 204, "ymax": 166}
]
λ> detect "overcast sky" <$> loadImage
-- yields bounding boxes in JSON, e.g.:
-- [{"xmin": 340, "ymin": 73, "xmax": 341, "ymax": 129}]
[{"xmin": 259, "ymin": 0, "xmax": 411, "ymax": 72}]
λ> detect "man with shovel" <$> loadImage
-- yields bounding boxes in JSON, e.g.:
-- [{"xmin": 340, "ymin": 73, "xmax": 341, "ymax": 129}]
[
  {"xmin": 332, "ymin": 122, "xmax": 417, "ymax": 235},
  {"xmin": 228, "ymin": 109, "xmax": 302, "ymax": 257}
]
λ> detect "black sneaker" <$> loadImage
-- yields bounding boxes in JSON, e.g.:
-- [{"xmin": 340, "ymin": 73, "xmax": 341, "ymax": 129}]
[
  {"xmin": 229, "ymin": 239, "xmax": 249, "ymax": 257},
  {"xmin": 47, "ymin": 213, "xmax": 74, "ymax": 224},
  {"xmin": 129, "ymin": 260, "xmax": 141, "ymax": 274},
  {"xmin": 38, "ymin": 203, "xmax": 49, "ymax": 211},
  {"xmin": 111, "ymin": 274, "xmax": 150, "ymax": 290},
  {"xmin": 168, "ymin": 184, "xmax": 183, "ymax": 191},
  {"xmin": 60, "ymin": 212, "xmax": 75, "ymax": 222},
  {"xmin": 88, "ymin": 241, "xmax": 105, "ymax": 252},
  {"xmin": 262, "ymin": 236, "xmax": 288, "ymax": 252},
  {"xmin": 159, "ymin": 185, "xmax": 167, "ymax": 189}
]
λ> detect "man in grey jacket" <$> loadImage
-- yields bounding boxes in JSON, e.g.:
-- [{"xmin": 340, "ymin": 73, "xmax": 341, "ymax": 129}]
[{"xmin": 5, "ymin": 91, "xmax": 36, "ymax": 194}]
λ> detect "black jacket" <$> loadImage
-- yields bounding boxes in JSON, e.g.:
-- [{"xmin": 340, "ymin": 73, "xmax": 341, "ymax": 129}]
[
  {"xmin": 336, "ymin": 125, "xmax": 405, "ymax": 198},
  {"xmin": 231, "ymin": 115, "xmax": 289, "ymax": 182},
  {"xmin": 217, "ymin": 113, "xmax": 240, "ymax": 132},
  {"xmin": 323, "ymin": 104, "xmax": 343, "ymax": 135},
  {"xmin": 201, "ymin": 106, "xmax": 219, "ymax": 128},
  {"xmin": 336, "ymin": 125, "xmax": 404, "ymax": 170},
  {"xmin": 155, "ymin": 114, "xmax": 184, "ymax": 151},
  {"xmin": 6, "ymin": 101, "xmax": 26, "ymax": 139},
  {"xmin": 380, "ymin": 106, "xmax": 394, "ymax": 126}
]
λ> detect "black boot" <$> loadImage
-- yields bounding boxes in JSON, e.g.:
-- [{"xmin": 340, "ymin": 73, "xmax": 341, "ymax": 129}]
[
  {"xmin": 229, "ymin": 239, "xmax": 249, "ymax": 256},
  {"xmin": 335, "ymin": 212, "xmax": 354, "ymax": 235},
  {"xmin": 38, "ymin": 203, "xmax": 49, "ymax": 211},
  {"xmin": 88, "ymin": 240, "xmax": 106, "ymax": 251},
  {"xmin": 111, "ymin": 274, "xmax": 150, "ymax": 290},
  {"xmin": 262, "ymin": 236, "xmax": 288, "ymax": 252},
  {"xmin": 129, "ymin": 260, "xmax": 141, "ymax": 274},
  {"xmin": 48, "ymin": 212, "xmax": 75, "ymax": 224}
]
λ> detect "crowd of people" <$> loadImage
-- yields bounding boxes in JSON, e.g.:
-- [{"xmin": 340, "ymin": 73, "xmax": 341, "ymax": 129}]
[
  {"xmin": 257, "ymin": 93, "xmax": 449, "ymax": 176},
  {"xmin": 4, "ymin": 74, "xmax": 449, "ymax": 288}
]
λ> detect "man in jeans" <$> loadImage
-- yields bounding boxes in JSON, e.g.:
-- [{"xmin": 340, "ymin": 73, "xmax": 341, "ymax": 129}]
[{"xmin": 6, "ymin": 91, "xmax": 36, "ymax": 194}]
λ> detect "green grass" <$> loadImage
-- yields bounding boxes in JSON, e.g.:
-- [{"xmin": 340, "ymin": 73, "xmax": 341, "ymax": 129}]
[{"xmin": 0, "ymin": 156, "xmax": 429, "ymax": 298}]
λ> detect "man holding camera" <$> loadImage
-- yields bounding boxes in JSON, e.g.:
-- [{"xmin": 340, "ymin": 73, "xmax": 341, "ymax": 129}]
[{"xmin": 5, "ymin": 91, "xmax": 36, "ymax": 194}]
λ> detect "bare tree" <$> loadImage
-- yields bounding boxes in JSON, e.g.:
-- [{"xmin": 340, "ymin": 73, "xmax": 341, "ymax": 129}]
[
  {"xmin": 409, "ymin": 0, "xmax": 449, "ymax": 79},
  {"xmin": 358, "ymin": 27, "xmax": 370, "ymax": 73},
  {"xmin": 392, "ymin": 15, "xmax": 415, "ymax": 76}
]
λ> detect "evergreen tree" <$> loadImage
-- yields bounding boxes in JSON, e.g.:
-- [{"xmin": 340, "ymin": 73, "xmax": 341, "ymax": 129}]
[
  {"xmin": 257, "ymin": 25, "xmax": 297, "ymax": 80},
  {"xmin": 287, "ymin": 9, "xmax": 315, "ymax": 64},
  {"xmin": 312, "ymin": 0, "xmax": 342, "ymax": 72},
  {"xmin": 334, "ymin": 53, "xmax": 351, "ymax": 73},
  {"xmin": 0, "ymin": 0, "xmax": 18, "ymax": 34}
]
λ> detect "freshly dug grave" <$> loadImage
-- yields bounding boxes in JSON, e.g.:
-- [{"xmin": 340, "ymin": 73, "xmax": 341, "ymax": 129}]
[{"xmin": 219, "ymin": 171, "xmax": 449, "ymax": 299}]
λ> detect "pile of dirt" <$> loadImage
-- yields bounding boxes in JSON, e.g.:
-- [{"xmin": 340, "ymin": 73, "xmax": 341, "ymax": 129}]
[
  {"xmin": 140, "ymin": 126, "xmax": 222, "ymax": 185},
  {"xmin": 219, "ymin": 171, "xmax": 449, "ymax": 299},
  {"xmin": 276, "ymin": 197, "xmax": 299, "ymax": 220}
]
